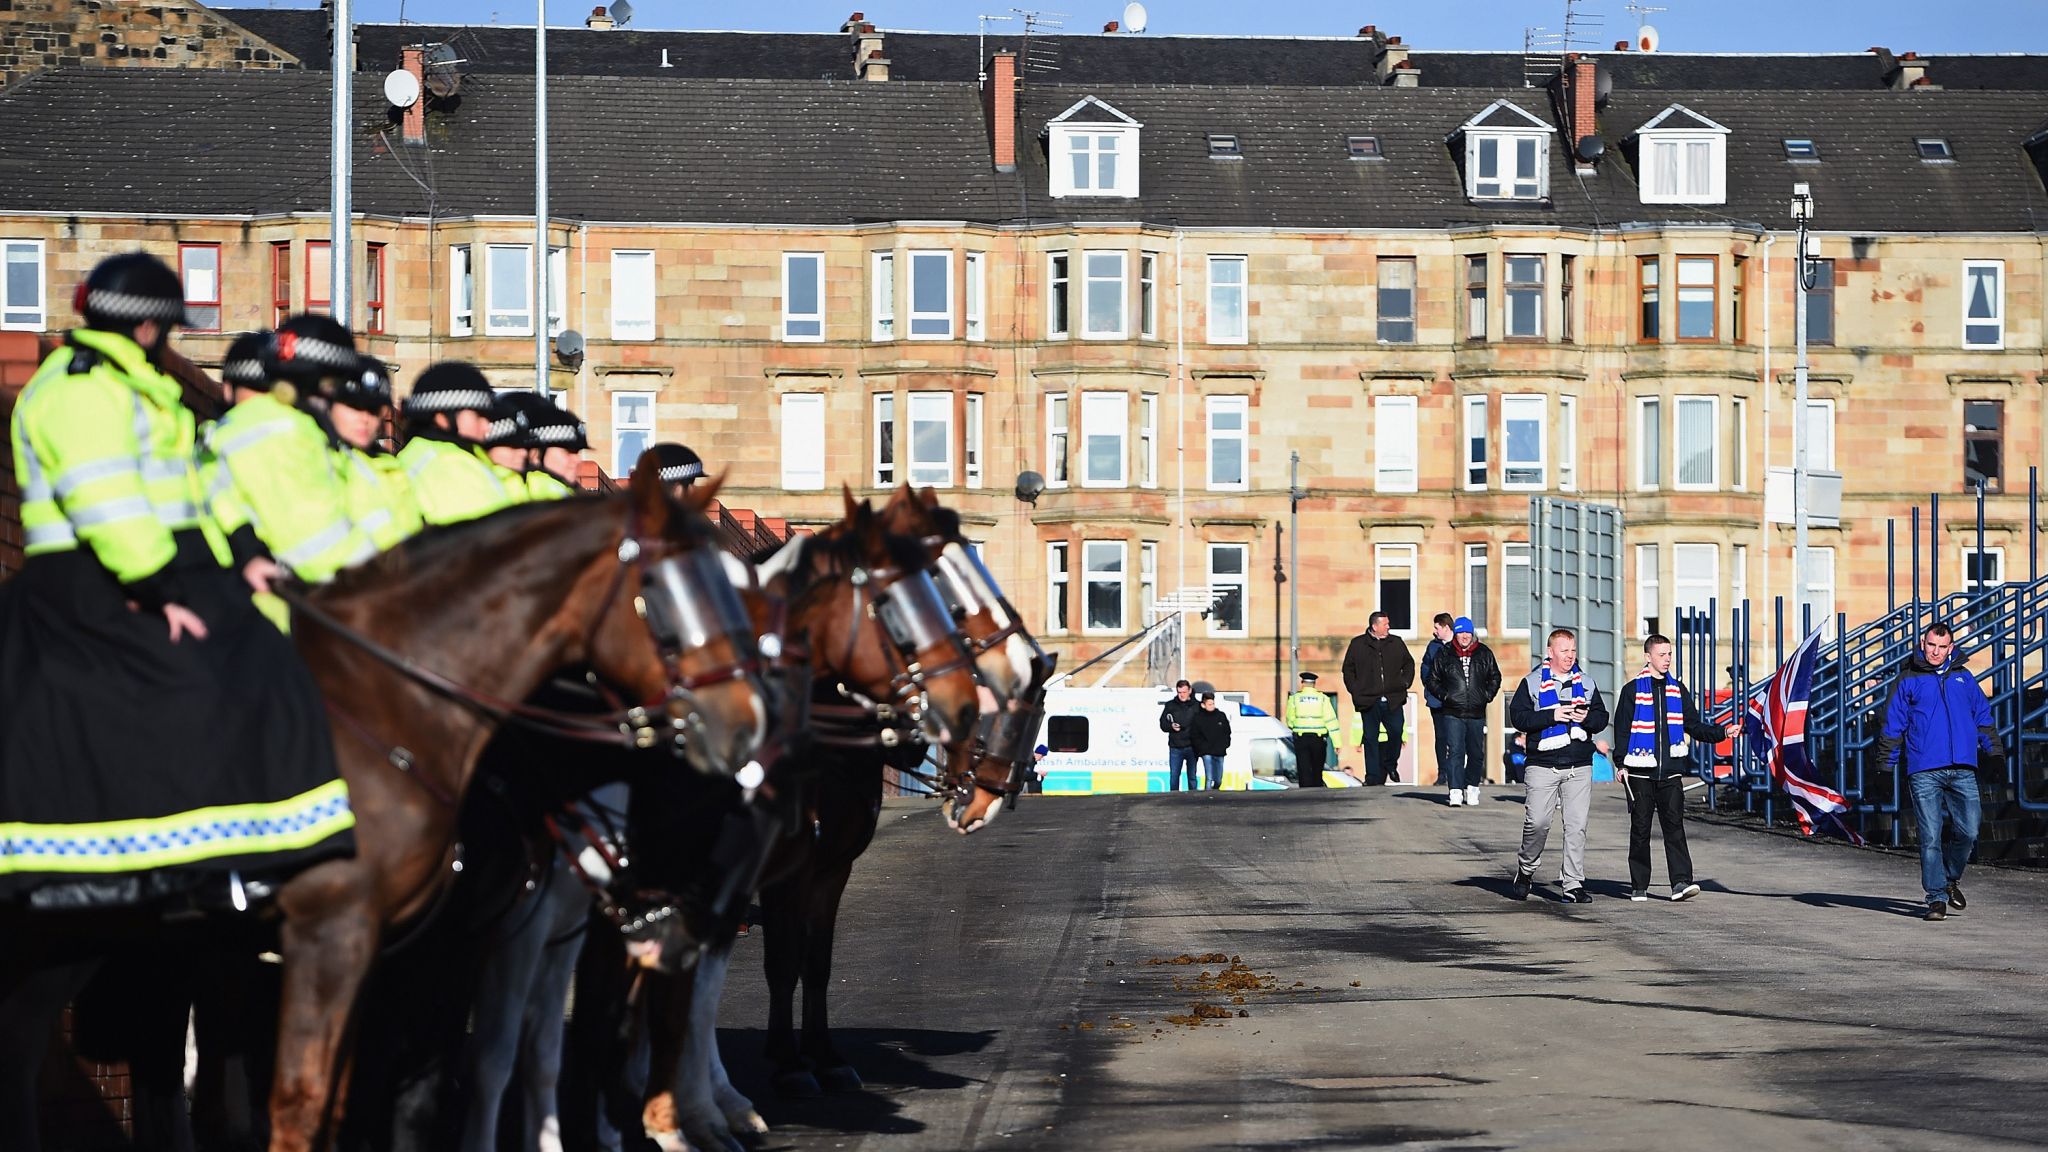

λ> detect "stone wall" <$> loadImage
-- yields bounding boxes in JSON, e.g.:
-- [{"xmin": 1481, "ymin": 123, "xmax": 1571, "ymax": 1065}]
[{"xmin": 0, "ymin": 0, "xmax": 299, "ymax": 92}]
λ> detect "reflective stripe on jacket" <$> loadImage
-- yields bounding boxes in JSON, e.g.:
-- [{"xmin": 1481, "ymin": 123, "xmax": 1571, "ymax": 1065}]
[
  {"xmin": 1283, "ymin": 689, "xmax": 1339, "ymax": 737},
  {"xmin": 336, "ymin": 446, "xmax": 425, "ymax": 550},
  {"xmin": 11, "ymin": 329, "xmax": 224, "ymax": 583},
  {"xmin": 525, "ymin": 469, "xmax": 576, "ymax": 501},
  {"xmin": 204, "ymin": 393, "xmax": 374, "ymax": 582},
  {"xmin": 399, "ymin": 437, "xmax": 519, "ymax": 526}
]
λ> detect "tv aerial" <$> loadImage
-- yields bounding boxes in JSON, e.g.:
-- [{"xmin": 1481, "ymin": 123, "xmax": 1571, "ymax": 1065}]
[
  {"xmin": 1626, "ymin": 3, "xmax": 1665, "ymax": 52},
  {"xmin": 422, "ymin": 40, "xmax": 471, "ymax": 98}
]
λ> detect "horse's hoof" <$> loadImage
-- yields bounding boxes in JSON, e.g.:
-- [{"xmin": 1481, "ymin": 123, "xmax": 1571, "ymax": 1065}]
[
  {"xmin": 772, "ymin": 1069, "xmax": 822, "ymax": 1098},
  {"xmin": 726, "ymin": 1108, "xmax": 770, "ymax": 1136},
  {"xmin": 818, "ymin": 1063, "xmax": 864, "ymax": 1093},
  {"xmin": 644, "ymin": 1128, "xmax": 690, "ymax": 1152},
  {"xmin": 684, "ymin": 1122, "xmax": 746, "ymax": 1152}
]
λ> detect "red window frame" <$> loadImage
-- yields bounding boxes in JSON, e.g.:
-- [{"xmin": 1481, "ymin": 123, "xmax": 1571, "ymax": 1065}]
[
  {"xmin": 365, "ymin": 242, "xmax": 386, "ymax": 334},
  {"xmin": 178, "ymin": 242, "xmax": 222, "ymax": 333},
  {"xmin": 271, "ymin": 241, "xmax": 292, "ymax": 326},
  {"xmin": 305, "ymin": 241, "xmax": 332, "ymax": 315}
]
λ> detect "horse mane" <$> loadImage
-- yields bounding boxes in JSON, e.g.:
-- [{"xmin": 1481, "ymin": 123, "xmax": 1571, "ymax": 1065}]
[{"xmin": 318, "ymin": 495, "xmax": 615, "ymax": 602}]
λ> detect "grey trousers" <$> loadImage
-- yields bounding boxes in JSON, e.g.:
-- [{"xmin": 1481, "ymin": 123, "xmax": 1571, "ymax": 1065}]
[{"xmin": 1517, "ymin": 763, "xmax": 1593, "ymax": 890}]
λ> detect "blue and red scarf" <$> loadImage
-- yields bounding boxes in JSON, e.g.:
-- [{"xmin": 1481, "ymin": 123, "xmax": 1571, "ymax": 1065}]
[
  {"xmin": 1536, "ymin": 664, "xmax": 1586, "ymax": 751},
  {"xmin": 1624, "ymin": 671, "xmax": 1688, "ymax": 769}
]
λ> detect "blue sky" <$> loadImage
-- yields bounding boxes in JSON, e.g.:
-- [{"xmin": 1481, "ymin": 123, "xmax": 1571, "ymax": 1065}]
[{"xmin": 254, "ymin": 1, "xmax": 2045, "ymax": 53}]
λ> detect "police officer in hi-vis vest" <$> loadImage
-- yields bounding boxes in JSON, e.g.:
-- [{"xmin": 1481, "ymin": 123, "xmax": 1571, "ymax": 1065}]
[
  {"xmin": 328, "ymin": 359, "xmax": 425, "ymax": 550},
  {"xmin": 1284, "ymin": 671, "xmax": 1340, "ymax": 789},
  {"xmin": 398, "ymin": 361, "xmax": 524, "ymax": 525}
]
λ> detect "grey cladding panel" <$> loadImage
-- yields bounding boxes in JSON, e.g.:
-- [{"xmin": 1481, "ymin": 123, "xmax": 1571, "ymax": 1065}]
[{"xmin": 1529, "ymin": 497, "xmax": 1623, "ymax": 698}]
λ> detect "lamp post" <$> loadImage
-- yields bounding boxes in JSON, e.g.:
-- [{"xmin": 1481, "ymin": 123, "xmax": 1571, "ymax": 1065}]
[
  {"xmin": 534, "ymin": 0, "xmax": 550, "ymax": 398},
  {"xmin": 329, "ymin": 0, "xmax": 351, "ymax": 321},
  {"xmin": 1790, "ymin": 182, "xmax": 1816, "ymax": 630},
  {"xmin": 1272, "ymin": 521, "xmax": 1286, "ymax": 714},
  {"xmin": 1288, "ymin": 450, "xmax": 1303, "ymax": 687}
]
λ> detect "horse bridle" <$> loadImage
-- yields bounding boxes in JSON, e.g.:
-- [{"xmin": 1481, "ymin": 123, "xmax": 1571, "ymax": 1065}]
[
  {"xmin": 809, "ymin": 553, "xmax": 982, "ymax": 750},
  {"xmin": 921, "ymin": 536, "xmax": 1056, "ymax": 805}
]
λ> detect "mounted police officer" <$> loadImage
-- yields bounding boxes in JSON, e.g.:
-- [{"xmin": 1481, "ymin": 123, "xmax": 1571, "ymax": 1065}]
[
  {"xmin": 203, "ymin": 314, "xmax": 375, "ymax": 628},
  {"xmin": 328, "ymin": 359, "xmax": 424, "ymax": 549},
  {"xmin": 636, "ymin": 441, "xmax": 706, "ymax": 500},
  {"xmin": 482, "ymin": 392, "xmax": 538, "ymax": 503},
  {"xmin": 397, "ymin": 362, "xmax": 523, "ymax": 525},
  {"xmin": 490, "ymin": 391, "xmax": 589, "ymax": 500},
  {"xmin": 0, "ymin": 252, "xmax": 353, "ymax": 907}
]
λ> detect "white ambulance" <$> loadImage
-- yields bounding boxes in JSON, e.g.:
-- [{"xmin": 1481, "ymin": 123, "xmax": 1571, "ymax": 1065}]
[{"xmin": 1033, "ymin": 686, "xmax": 1360, "ymax": 794}]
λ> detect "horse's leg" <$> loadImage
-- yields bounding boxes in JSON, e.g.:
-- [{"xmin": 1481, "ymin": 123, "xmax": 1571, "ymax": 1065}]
[
  {"xmin": 520, "ymin": 874, "xmax": 593, "ymax": 1152},
  {"xmin": 663, "ymin": 942, "xmax": 748, "ymax": 1152},
  {"xmin": 124, "ymin": 962, "xmax": 200, "ymax": 1152},
  {"xmin": 756, "ymin": 875, "xmax": 816, "ymax": 1098},
  {"xmin": 193, "ymin": 952, "xmax": 279, "ymax": 1152},
  {"xmin": 0, "ymin": 960, "xmax": 98, "ymax": 1152},
  {"xmin": 456, "ymin": 876, "xmax": 556, "ymax": 1152},
  {"xmin": 797, "ymin": 860, "xmax": 862, "ymax": 1093},
  {"xmin": 698, "ymin": 948, "xmax": 766, "ymax": 1141},
  {"xmin": 267, "ymin": 873, "xmax": 380, "ymax": 1152}
]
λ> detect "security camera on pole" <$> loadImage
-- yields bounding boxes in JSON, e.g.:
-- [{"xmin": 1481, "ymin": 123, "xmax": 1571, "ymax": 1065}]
[{"xmin": 1790, "ymin": 182, "xmax": 1815, "ymax": 629}]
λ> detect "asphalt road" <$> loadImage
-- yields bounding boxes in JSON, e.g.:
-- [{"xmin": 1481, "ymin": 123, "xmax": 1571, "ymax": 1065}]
[{"xmin": 715, "ymin": 785, "xmax": 2048, "ymax": 1151}]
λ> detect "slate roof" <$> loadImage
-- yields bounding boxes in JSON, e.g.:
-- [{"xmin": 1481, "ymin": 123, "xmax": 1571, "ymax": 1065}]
[
  {"xmin": 210, "ymin": 10, "xmax": 2048, "ymax": 91},
  {"xmin": 2, "ymin": 68, "xmax": 2044, "ymax": 233}
]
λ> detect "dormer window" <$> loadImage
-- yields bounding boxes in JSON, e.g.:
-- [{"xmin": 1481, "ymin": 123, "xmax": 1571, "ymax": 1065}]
[
  {"xmin": 1633, "ymin": 104, "xmax": 1729, "ymax": 205},
  {"xmin": 1047, "ymin": 96, "xmax": 1142, "ymax": 199},
  {"xmin": 1454, "ymin": 101, "xmax": 1553, "ymax": 201}
]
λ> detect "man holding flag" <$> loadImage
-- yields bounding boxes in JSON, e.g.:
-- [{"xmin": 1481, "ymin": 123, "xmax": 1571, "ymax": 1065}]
[
  {"xmin": 1877, "ymin": 622, "xmax": 2003, "ymax": 922},
  {"xmin": 1611, "ymin": 635, "xmax": 1741, "ymax": 902}
]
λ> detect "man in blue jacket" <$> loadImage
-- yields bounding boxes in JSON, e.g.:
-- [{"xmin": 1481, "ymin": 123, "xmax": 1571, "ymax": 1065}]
[{"xmin": 1878, "ymin": 622, "xmax": 2004, "ymax": 921}]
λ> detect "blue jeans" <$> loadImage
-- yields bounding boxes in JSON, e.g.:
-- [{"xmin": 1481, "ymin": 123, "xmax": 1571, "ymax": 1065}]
[
  {"xmin": 1441, "ymin": 716, "xmax": 1484, "ymax": 791},
  {"xmin": 1202, "ymin": 755, "xmax": 1225, "ymax": 790},
  {"xmin": 1908, "ymin": 767, "xmax": 1981, "ymax": 904},
  {"xmin": 1169, "ymin": 746, "xmax": 1201, "ymax": 791}
]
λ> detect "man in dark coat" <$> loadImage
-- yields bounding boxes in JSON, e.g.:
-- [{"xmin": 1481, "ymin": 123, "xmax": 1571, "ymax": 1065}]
[
  {"xmin": 1342, "ymin": 611, "xmax": 1415, "ymax": 785},
  {"xmin": 1190, "ymin": 692, "xmax": 1233, "ymax": 791},
  {"xmin": 1159, "ymin": 679, "xmax": 1202, "ymax": 792},
  {"xmin": 1422, "ymin": 616, "xmax": 1501, "ymax": 808},
  {"xmin": 1420, "ymin": 613, "xmax": 1454, "ymax": 795},
  {"xmin": 1609, "ymin": 634, "xmax": 1738, "ymax": 902}
]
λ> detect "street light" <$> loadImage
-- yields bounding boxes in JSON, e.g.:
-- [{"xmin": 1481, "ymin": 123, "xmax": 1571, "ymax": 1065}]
[{"xmin": 1790, "ymin": 182, "xmax": 1816, "ymax": 632}]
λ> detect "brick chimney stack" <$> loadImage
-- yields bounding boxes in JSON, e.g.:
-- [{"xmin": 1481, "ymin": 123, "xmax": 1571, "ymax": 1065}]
[
  {"xmin": 585, "ymin": 6, "xmax": 615, "ymax": 30},
  {"xmin": 1371, "ymin": 31, "xmax": 1419, "ymax": 87},
  {"xmin": 986, "ymin": 50, "xmax": 1017, "ymax": 171},
  {"xmin": 1874, "ymin": 47, "xmax": 1934, "ymax": 90},
  {"xmin": 843, "ymin": 13, "xmax": 887, "ymax": 80},
  {"xmin": 400, "ymin": 45, "xmax": 427, "ymax": 146},
  {"xmin": 1561, "ymin": 53, "xmax": 1599, "ymax": 171}
]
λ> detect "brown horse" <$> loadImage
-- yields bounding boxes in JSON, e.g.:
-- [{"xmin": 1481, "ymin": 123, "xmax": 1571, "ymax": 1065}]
[{"xmin": 0, "ymin": 468, "xmax": 774, "ymax": 1152}]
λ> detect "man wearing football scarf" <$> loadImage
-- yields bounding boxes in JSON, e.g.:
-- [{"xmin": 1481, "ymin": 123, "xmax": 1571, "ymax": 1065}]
[{"xmin": 1610, "ymin": 634, "xmax": 1742, "ymax": 903}]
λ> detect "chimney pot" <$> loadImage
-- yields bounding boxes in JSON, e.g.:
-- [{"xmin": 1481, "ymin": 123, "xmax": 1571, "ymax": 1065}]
[
  {"xmin": 1388, "ymin": 35, "xmax": 1402, "ymax": 45},
  {"xmin": 1615, "ymin": 39, "xmax": 1629, "ymax": 50},
  {"xmin": 1361, "ymin": 24, "xmax": 1376, "ymax": 36},
  {"xmin": 584, "ymin": 5, "xmax": 614, "ymax": 29},
  {"xmin": 1104, "ymin": 20, "xmax": 1118, "ymax": 32},
  {"xmin": 851, "ymin": 10, "xmax": 864, "ymax": 20}
]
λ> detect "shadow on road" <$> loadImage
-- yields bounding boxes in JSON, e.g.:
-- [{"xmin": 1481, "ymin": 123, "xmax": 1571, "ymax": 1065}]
[
  {"xmin": 1698, "ymin": 881, "xmax": 1928, "ymax": 918},
  {"xmin": 716, "ymin": 1026, "xmax": 997, "ymax": 1137}
]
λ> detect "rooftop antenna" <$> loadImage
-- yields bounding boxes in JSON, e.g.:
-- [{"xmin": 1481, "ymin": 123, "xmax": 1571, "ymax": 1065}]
[
  {"xmin": 1525, "ymin": 0, "xmax": 1602, "ymax": 87},
  {"xmin": 977, "ymin": 12, "xmax": 1016, "ymax": 82},
  {"xmin": 1014, "ymin": 8, "xmax": 1067, "ymax": 78},
  {"xmin": 1625, "ymin": 3, "xmax": 1665, "ymax": 51}
]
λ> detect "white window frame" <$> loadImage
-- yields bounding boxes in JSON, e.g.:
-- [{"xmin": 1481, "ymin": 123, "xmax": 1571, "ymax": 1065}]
[
  {"xmin": 449, "ymin": 244, "xmax": 474, "ymax": 336},
  {"xmin": 870, "ymin": 251, "xmax": 895, "ymax": 341},
  {"xmin": 1466, "ymin": 131, "xmax": 1549, "ymax": 200},
  {"xmin": 1674, "ymin": 395, "xmax": 1720, "ymax": 491},
  {"xmin": 1139, "ymin": 252, "xmax": 1159, "ymax": 339},
  {"xmin": 1732, "ymin": 543, "xmax": 1749, "ymax": 608},
  {"xmin": 1638, "ymin": 131, "xmax": 1728, "ymax": 205},
  {"xmin": 1504, "ymin": 541, "xmax": 1532, "ymax": 634},
  {"xmin": 1962, "ymin": 260, "xmax": 2004, "ymax": 350},
  {"xmin": 1636, "ymin": 397, "xmax": 1662, "ymax": 491},
  {"xmin": 1, "ymin": 239, "xmax": 47, "ymax": 331},
  {"xmin": 1375, "ymin": 396, "xmax": 1418, "ymax": 493},
  {"xmin": 1502, "ymin": 394, "xmax": 1546, "ymax": 491},
  {"xmin": 1804, "ymin": 398, "xmax": 1836, "ymax": 472},
  {"xmin": 872, "ymin": 393, "xmax": 895, "ymax": 487},
  {"xmin": 1802, "ymin": 547, "xmax": 1837, "ymax": 636},
  {"xmin": 1080, "ymin": 391, "xmax": 1128, "ymax": 488},
  {"xmin": 1635, "ymin": 543, "xmax": 1660, "ymax": 638},
  {"xmin": 1558, "ymin": 395, "xmax": 1578, "ymax": 492},
  {"xmin": 1045, "ymin": 393, "xmax": 1070, "ymax": 489},
  {"xmin": 1139, "ymin": 394, "xmax": 1159, "ymax": 488},
  {"xmin": 1374, "ymin": 543, "xmax": 1419, "ymax": 637},
  {"xmin": 1962, "ymin": 544, "xmax": 2006, "ymax": 592},
  {"xmin": 1673, "ymin": 542, "xmax": 1719, "ymax": 620},
  {"xmin": 485, "ymin": 243, "xmax": 533, "ymax": 336},
  {"xmin": 1046, "ymin": 542, "xmax": 1070, "ymax": 634},
  {"xmin": 610, "ymin": 391, "xmax": 656, "ymax": 479},
  {"xmin": 965, "ymin": 393, "xmax": 984, "ymax": 488},
  {"xmin": 1206, "ymin": 394, "xmax": 1248, "ymax": 492},
  {"xmin": 906, "ymin": 249, "xmax": 954, "ymax": 340},
  {"xmin": 780, "ymin": 393, "xmax": 826, "ymax": 490},
  {"xmin": 548, "ymin": 245, "xmax": 568, "ymax": 337},
  {"xmin": 1207, "ymin": 255, "xmax": 1247, "ymax": 344},
  {"xmin": 1463, "ymin": 543, "xmax": 1489, "ymax": 635},
  {"xmin": 1462, "ymin": 394, "xmax": 1488, "ymax": 490},
  {"xmin": 1081, "ymin": 250, "xmax": 1128, "ymax": 339},
  {"xmin": 1140, "ymin": 541, "xmax": 1159, "ymax": 626},
  {"xmin": 1376, "ymin": 255, "xmax": 1417, "ymax": 344},
  {"xmin": 1207, "ymin": 542, "xmax": 1249, "ymax": 637},
  {"xmin": 780, "ymin": 251, "xmax": 824, "ymax": 342},
  {"xmin": 906, "ymin": 391, "xmax": 954, "ymax": 487},
  {"xmin": 1503, "ymin": 254, "xmax": 1545, "ymax": 339},
  {"xmin": 964, "ymin": 252, "xmax": 985, "ymax": 341},
  {"xmin": 1081, "ymin": 540, "xmax": 1127, "ymax": 636},
  {"xmin": 1731, "ymin": 397, "xmax": 1748, "ymax": 491},
  {"xmin": 1047, "ymin": 253, "xmax": 1071, "ymax": 339},
  {"xmin": 1049, "ymin": 119, "xmax": 1141, "ymax": 199},
  {"xmin": 611, "ymin": 249, "xmax": 657, "ymax": 341}
]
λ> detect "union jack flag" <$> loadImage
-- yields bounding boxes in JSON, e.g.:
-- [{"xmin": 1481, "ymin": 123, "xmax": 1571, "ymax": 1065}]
[{"xmin": 1743, "ymin": 629, "xmax": 1866, "ymax": 844}]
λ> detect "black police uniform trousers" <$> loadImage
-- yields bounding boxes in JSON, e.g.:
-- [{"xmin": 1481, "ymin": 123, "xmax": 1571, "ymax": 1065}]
[{"xmin": 1294, "ymin": 732, "xmax": 1328, "ymax": 788}]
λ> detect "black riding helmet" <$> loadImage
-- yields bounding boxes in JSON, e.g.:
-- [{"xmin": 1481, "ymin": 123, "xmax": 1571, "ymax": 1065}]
[
  {"xmin": 75, "ymin": 252, "xmax": 189, "ymax": 332},
  {"xmin": 640, "ymin": 442, "xmax": 704, "ymax": 487},
  {"xmin": 483, "ymin": 391, "xmax": 528, "ymax": 449},
  {"xmin": 263, "ymin": 314, "xmax": 361, "ymax": 393},
  {"xmin": 220, "ymin": 331, "xmax": 273, "ymax": 390},
  {"xmin": 401, "ymin": 361, "xmax": 497, "ymax": 438},
  {"xmin": 332, "ymin": 360, "xmax": 395, "ymax": 413},
  {"xmin": 503, "ymin": 392, "xmax": 589, "ymax": 453}
]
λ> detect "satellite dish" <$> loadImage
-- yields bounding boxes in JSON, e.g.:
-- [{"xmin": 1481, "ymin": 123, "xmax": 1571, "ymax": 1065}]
[
  {"xmin": 1575, "ymin": 135, "xmax": 1606, "ymax": 163},
  {"xmin": 554, "ymin": 329, "xmax": 585, "ymax": 362},
  {"xmin": 609, "ymin": 0, "xmax": 634, "ymax": 26},
  {"xmin": 1636, "ymin": 23, "xmax": 1660, "ymax": 52},
  {"xmin": 383, "ymin": 68, "xmax": 420, "ymax": 109},
  {"xmin": 422, "ymin": 42, "xmax": 468, "ymax": 98},
  {"xmin": 1122, "ymin": 1, "xmax": 1148, "ymax": 33},
  {"xmin": 1014, "ymin": 470, "xmax": 1047, "ymax": 505},
  {"xmin": 1594, "ymin": 64, "xmax": 1614, "ymax": 109}
]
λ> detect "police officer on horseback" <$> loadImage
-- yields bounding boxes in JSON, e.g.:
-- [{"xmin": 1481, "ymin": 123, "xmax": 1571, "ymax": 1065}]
[
  {"xmin": 328, "ymin": 358, "xmax": 425, "ymax": 549},
  {"xmin": 489, "ymin": 390, "xmax": 589, "ymax": 500},
  {"xmin": 398, "ymin": 361, "xmax": 524, "ymax": 524}
]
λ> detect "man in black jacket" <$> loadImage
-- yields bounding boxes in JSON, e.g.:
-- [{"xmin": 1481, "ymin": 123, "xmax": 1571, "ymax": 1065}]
[
  {"xmin": 1422, "ymin": 617, "xmax": 1501, "ymax": 808},
  {"xmin": 1342, "ymin": 611, "xmax": 1415, "ymax": 785},
  {"xmin": 1507, "ymin": 628, "xmax": 1611, "ymax": 902},
  {"xmin": 1610, "ymin": 634, "xmax": 1739, "ymax": 902},
  {"xmin": 1159, "ymin": 679, "xmax": 1202, "ymax": 792},
  {"xmin": 1190, "ymin": 692, "xmax": 1233, "ymax": 790}
]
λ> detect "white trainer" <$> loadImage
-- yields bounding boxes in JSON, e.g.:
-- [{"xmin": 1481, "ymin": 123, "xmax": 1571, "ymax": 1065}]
[
  {"xmin": 1447, "ymin": 789, "xmax": 1464, "ymax": 806},
  {"xmin": 1465, "ymin": 785, "xmax": 1482, "ymax": 806}
]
